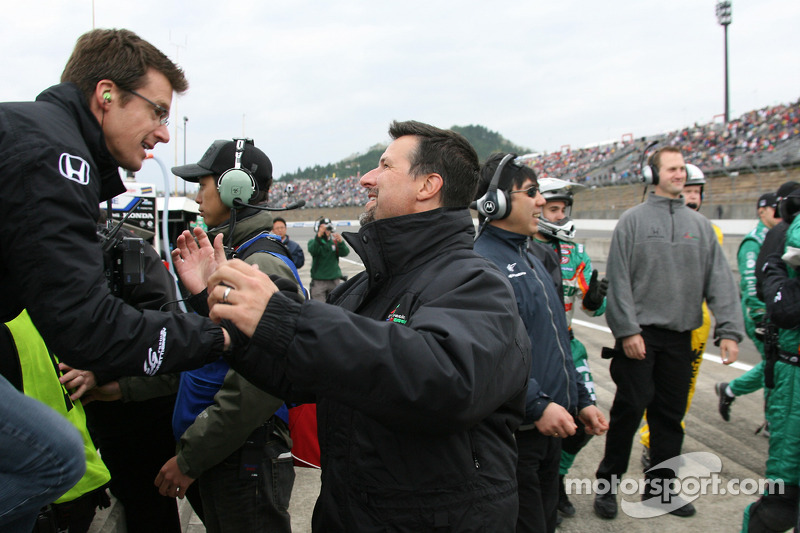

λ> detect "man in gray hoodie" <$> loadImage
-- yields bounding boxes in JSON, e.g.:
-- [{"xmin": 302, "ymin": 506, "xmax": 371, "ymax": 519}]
[{"xmin": 593, "ymin": 146, "xmax": 744, "ymax": 519}]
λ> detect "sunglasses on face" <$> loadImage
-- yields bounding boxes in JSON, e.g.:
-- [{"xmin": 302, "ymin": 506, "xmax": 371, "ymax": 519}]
[{"xmin": 509, "ymin": 185, "xmax": 539, "ymax": 198}]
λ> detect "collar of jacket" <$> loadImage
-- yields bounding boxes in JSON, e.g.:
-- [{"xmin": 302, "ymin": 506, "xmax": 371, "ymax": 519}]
[
  {"xmin": 344, "ymin": 207, "xmax": 474, "ymax": 286},
  {"xmin": 36, "ymin": 83, "xmax": 125, "ymax": 202},
  {"xmin": 208, "ymin": 207, "xmax": 274, "ymax": 246},
  {"xmin": 647, "ymin": 191, "xmax": 687, "ymax": 211},
  {"xmin": 481, "ymin": 223, "xmax": 530, "ymax": 250}
]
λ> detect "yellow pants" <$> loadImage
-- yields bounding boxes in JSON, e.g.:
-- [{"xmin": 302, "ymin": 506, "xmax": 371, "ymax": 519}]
[{"xmin": 639, "ymin": 302, "xmax": 709, "ymax": 448}]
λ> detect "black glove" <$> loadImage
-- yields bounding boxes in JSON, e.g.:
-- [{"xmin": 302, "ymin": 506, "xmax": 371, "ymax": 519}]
[
  {"xmin": 269, "ymin": 274, "xmax": 305, "ymax": 304},
  {"xmin": 583, "ymin": 270, "xmax": 608, "ymax": 311}
]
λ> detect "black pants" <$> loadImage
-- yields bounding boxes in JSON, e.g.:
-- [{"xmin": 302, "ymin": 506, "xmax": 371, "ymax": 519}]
[
  {"xmin": 597, "ymin": 326, "xmax": 694, "ymax": 483},
  {"xmin": 84, "ymin": 396, "xmax": 182, "ymax": 533},
  {"xmin": 516, "ymin": 428, "xmax": 561, "ymax": 533}
]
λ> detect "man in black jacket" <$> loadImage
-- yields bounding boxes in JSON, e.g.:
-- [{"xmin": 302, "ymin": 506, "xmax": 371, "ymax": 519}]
[
  {"xmin": 184, "ymin": 120, "xmax": 531, "ymax": 532},
  {"xmin": 0, "ymin": 28, "xmax": 230, "ymax": 529},
  {"xmin": 0, "ymin": 29, "xmax": 230, "ymax": 382}
]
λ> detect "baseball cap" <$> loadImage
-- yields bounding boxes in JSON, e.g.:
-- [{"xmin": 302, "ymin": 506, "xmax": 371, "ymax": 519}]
[
  {"xmin": 777, "ymin": 181, "xmax": 800, "ymax": 199},
  {"xmin": 172, "ymin": 140, "xmax": 273, "ymax": 190},
  {"xmin": 757, "ymin": 192, "xmax": 778, "ymax": 209}
]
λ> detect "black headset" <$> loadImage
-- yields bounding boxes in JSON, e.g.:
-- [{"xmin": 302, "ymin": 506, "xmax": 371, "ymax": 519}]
[
  {"xmin": 640, "ymin": 141, "xmax": 660, "ymax": 186},
  {"xmin": 475, "ymin": 153, "xmax": 519, "ymax": 220},
  {"xmin": 217, "ymin": 138, "xmax": 257, "ymax": 208}
]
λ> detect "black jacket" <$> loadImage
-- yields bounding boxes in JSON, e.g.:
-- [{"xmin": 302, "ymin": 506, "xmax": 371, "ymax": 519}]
[
  {"xmin": 0, "ymin": 83, "xmax": 223, "ymax": 382},
  {"xmin": 756, "ymin": 220, "xmax": 789, "ymax": 302},
  {"xmin": 226, "ymin": 208, "xmax": 530, "ymax": 532}
]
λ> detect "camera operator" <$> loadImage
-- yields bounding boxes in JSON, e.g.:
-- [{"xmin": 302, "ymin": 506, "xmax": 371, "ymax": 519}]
[
  {"xmin": 0, "ymin": 29, "xmax": 230, "ymax": 385},
  {"xmin": 308, "ymin": 216, "xmax": 350, "ymax": 301}
]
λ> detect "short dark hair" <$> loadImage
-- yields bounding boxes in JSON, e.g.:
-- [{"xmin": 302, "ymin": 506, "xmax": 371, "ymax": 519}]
[
  {"xmin": 388, "ymin": 120, "xmax": 479, "ymax": 208},
  {"xmin": 61, "ymin": 29, "xmax": 188, "ymax": 105},
  {"xmin": 474, "ymin": 153, "xmax": 537, "ymax": 208},
  {"xmin": 649, "ymin": 146, "xmax": 683, "ymax": 170},
  {"xmin": 272, "ymin": 216, "xmax": 287, "ymax": 226}
]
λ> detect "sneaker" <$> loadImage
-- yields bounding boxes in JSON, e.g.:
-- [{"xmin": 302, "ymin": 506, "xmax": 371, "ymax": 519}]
[
  {"xmin": 715, "ymin": 382, "xmax": 735, "ymax": 421},
  {"xmin": 558, "ymin": 476, "xmax": 576, "ymax": 517},
  {"xmin": 640, "ymin": 446, "xmax": 651, "ymax": 470},
  {"xmin": 641, "ymin": 491, "xmax": 697, "ymax": 517},
  {"xmin": 594, "ymin": 491, "xmax": 618, "ymax": 519},
  {"xmin": 669, "ymin": 500, "xmax": 697, "ymax": 517}
]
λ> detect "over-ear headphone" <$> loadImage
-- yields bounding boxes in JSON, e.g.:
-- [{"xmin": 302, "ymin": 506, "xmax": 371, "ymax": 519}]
[
  {"xmin": 640, "ymin": 141, "xmax": 660, "ymax": 185},
  {"xmin": 217, "ymin": 138, "xmax": 257, "ymax": 208},
  {"xmin": 475, "ymin": 153, "xmax": 518, "ymax": 220},
  {"xmin": 103, "ymin": 92, "xmax": 111, "ymax": 102}
]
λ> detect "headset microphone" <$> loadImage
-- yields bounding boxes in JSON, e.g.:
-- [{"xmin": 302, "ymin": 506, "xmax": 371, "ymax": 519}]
[{"xmin": 231, "ymin": 199, "xmax": 306, "ymax": 211}]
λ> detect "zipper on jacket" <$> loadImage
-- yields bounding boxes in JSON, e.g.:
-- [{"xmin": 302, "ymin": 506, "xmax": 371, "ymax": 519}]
[
  {"xmin": 469, "ymin": 430, "xmax": 480, "ymax": 469},
  {"xmin": 523, "ymin": 244, "xmax": 574, "ymax": 410},
  {"xmin": 670, "ymin": 200, "xmax": 676, "ymax": 241}
]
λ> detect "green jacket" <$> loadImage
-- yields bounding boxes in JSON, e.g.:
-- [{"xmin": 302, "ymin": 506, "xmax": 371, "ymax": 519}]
[
  {"xmin": 178, "ymin": 209, "xmax": 294, "ymax": 478},
  {"xmin": 308, "ymin": 234, "xmax": 350, "ymax": 280},
  {"xmin": 761, "ymin": 215, "xmax": 800, "ymax": 484},
  {"xmin": 737, "ymin": 221, "xmax": 768, "ymax": 355}
]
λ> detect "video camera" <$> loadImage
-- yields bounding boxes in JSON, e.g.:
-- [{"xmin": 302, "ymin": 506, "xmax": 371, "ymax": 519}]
[{"xmin": 97, "ymin": 199, "xmax": 145, "ymax": 297}]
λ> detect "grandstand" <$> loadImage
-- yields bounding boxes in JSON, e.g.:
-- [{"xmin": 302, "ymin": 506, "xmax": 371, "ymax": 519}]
[{"xmin": 268, "ymin": 99, "xmax": 800, "ymax": 220}]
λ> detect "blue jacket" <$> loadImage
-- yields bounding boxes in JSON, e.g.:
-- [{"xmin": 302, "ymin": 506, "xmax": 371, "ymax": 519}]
[
  {"xmin": 475, "ymin": 224, "xmax": 593, "ymax": 426},
  {"xmin": 283, "ymin": 236, "xmax": 305, "ymax": 269}
]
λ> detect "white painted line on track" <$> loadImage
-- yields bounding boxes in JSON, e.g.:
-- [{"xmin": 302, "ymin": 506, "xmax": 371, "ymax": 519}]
[{"xmin": 572, "ymin": 318, "xmax": 754, "ymax": 372}]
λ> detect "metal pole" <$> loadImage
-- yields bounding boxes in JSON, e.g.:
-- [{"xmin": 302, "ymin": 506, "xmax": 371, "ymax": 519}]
[
  {"xmin": 716, "ymin": 1, "xmax": 732, "ymax": 124},
  {"xmin": 723, "ymin": 24, "xmax": 730, "ymax": 123}
]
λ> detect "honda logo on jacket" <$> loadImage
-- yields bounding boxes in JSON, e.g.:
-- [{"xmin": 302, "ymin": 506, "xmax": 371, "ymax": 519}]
[{"xmin": 59, "ymin": 153, "xmax": 90, "ymax": 185}]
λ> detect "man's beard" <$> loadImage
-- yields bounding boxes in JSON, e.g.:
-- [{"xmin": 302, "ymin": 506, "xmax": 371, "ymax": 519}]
[
  {"xmin": 359, "ymin": 205, "xmax": 375, "ymax": 225},
  {"xmin": 359, "ymin": 188, "xmax": 377, "ymax": 225}
]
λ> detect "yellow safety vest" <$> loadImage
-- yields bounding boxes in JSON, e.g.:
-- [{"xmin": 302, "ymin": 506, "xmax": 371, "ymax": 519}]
[{"xmin": 5, "ymin": 310, "xmax": 110, "ymax": 503}]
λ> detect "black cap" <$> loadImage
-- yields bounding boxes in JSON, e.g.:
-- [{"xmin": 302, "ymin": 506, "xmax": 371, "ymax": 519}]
[
  {"xmin": 757, "ymin": 192, "xmax": 778, "ymax": 209},
  {"xmin": 777, "ymin": 181, "xmax": 800, "ymax": 198},
  {"xmin": 172, "ymin": 140, "xmax": 273, "ymax": 190}
]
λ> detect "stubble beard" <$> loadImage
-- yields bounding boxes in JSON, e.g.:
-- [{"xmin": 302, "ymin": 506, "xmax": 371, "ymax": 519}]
[
  {"xmin": 359, "ymin": 188, "xmax": 378, "ymax": 225},
  {"xmin": 359, "ymin": 205, "xmax": 375, "ymax": 225}
]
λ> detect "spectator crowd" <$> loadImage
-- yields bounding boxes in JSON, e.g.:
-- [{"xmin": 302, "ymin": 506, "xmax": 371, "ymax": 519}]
[{"xmin": 267, "ymin": 98, "xmax": 800, "ymax": 208}]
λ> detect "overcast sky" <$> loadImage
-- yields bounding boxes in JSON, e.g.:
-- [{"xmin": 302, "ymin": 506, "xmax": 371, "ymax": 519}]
[{"xmin": 2, "ymin": 1, "xmax": 798, "ymax": 190}]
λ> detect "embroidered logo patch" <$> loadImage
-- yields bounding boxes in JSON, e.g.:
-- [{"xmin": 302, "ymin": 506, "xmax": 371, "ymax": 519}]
[
  {"xmin": 506, "ymin": 262, "xmax": 526, "ymax": 278},
  {"xmin": 386, "ymin": 305, "xmax": 408, "ymax": 324},
  {"xmin": 59, "ymin": 153, "xmax": 90, "ymax": 185},
  {"xmin": 143, "ymin": 327, "xmax": 167, "ymax": 376}
]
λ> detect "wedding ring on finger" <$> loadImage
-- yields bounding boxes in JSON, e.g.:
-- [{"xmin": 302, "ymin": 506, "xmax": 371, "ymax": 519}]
[{"xmin": 223, "ymin": 286, "xmax": 232, "ymax": 304}]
